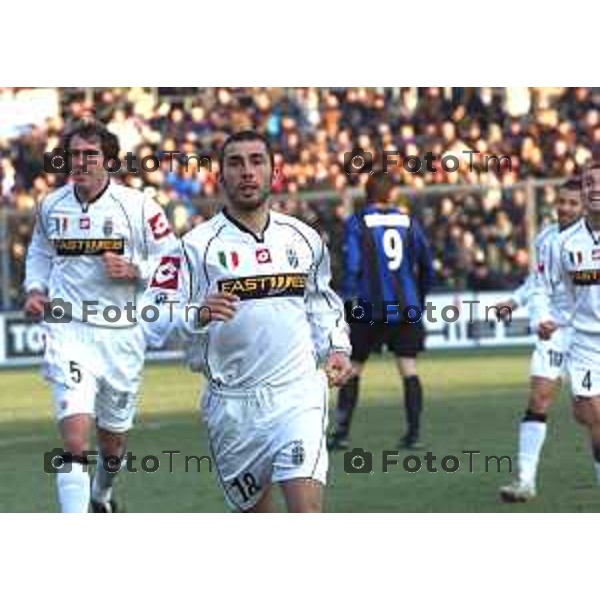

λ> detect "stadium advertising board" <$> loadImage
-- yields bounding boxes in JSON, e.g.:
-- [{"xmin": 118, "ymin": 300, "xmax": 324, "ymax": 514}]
[{"xmin": 0, "ymin": 292, "xmax": 536, "ymax": 367}]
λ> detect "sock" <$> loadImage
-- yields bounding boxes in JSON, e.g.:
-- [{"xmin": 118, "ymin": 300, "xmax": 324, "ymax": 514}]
[
  {"xmin": 91, "ymin": 452, "xmax": 123, "ymax": 504},
  {"xmin": 334, "ymin": 376, "xmax": 360, "ymax": 438},
  {"xmin": 518, "ymin": 411, "xmax": 548, "ymax": 486},
  {"xmin": 56, "ymin": 460, "xmax": 90, "ymax": 513},
  {"xmin": 403, "ymin": 376, "xmax": 423, "ymax": 440}
]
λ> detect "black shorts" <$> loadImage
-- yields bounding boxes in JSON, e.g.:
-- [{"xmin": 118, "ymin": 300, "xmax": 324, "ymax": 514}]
[{"xmin": 350, "ymin": 321, "xmax": 425, "ymax": 363}]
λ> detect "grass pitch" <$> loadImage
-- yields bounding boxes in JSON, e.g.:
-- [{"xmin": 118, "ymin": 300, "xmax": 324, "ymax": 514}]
[{"xmin": 0, "ymin": 349, "xmax": 597, "ymax": 512}]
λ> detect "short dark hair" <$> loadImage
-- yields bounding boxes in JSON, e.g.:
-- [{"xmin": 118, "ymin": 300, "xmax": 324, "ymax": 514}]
[
  {"xmin": 365, "ymin": 171, "xmax": 394, "ymax": 204},
  {"xmin": 218, "ymin": 130, "xmax": 274, "ymax": 174},
  {"xmin": 62, "ymin": 119, "xmax": 120, "ymax": 158},
  {"xmin": 560, "ymin": 176, "xmax": 581, "ymax": 193}
]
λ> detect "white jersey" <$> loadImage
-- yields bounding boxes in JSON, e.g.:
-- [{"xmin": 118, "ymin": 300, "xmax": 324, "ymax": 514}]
[
  {"xmin": 143, "ymin": 208, "xmax": 351, "ymax": 388},
  {"xmin": 24, "ymin": 182, "xmax": 177, "ymax": 328},
  {"xmin": 531, "ymin": 218, "xmax": 600, "ymax": 334},
  {"xmin": 526, "ymin": 224, "xmax": 572, "ymax": 326}
]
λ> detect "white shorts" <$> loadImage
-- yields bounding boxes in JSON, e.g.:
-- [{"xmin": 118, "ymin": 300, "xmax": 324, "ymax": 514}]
[
  {"xmin": 202, "ymin": 370, "xmax": 329, "ymax": 512},
  {"xmin": 568, "ymin": 331, "xmax": 600, "ymax": 399},
  {"xmin": 42, "ymin": 320, "xmax": 146, "ymax": 432},
  {"xmin": 530, "ymin": 326, "xmax": 571, "ymax": 380}
]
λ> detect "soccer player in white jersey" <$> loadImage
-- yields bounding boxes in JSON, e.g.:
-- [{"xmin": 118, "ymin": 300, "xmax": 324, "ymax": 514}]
[
  {"xmin": 498, "ymin": 178, "xmax": 583, "ymax": 502},
  {"xmin": 23, "ymin": 120, "xmax": 176, "ymax": 512},
  {"xmin": 143, "ymin": 130, "xmax": 353, "ymax": 512},
  {"xmin": 529, "ymin": 161, "xmax": 600, "ymax": 490}
]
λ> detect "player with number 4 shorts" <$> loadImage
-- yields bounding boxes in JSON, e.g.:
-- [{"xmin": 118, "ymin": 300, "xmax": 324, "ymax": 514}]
[
  {"xmin": 498, "ymin": 177, "xmax": 583, "ymax": 502},
  {"xmin": 529, "ymin": 162, "xmax": 600, "ymax": 492},
  {"xmin": 23, "ymin": 120, "xmax": 177, "ymax": 513}
]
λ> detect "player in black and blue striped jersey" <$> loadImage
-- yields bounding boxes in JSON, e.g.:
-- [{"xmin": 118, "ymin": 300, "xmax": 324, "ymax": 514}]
[{"xmin": 328, "ymin": 171, "xmax": 435, "ymax": 450}]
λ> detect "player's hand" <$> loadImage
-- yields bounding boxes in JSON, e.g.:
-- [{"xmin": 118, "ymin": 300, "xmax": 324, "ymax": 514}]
[
  {"xmin": 325, "ymin": 352, "xmax": 354, "ymax": 387},
  {"xmin": 537, "ymin": 320, "xmax": 558, "ymax": 340},
  {"xmin": 103, "ymin": 252, "xmax": 139, "ymax": 281},
  {"xmin": 494, "ymin": 300, "xmax": 517, "ymax": 321},
  {"xmin": 24, "ymin": 290, "xmax": 49, "ymax": 321},
  {"xmin": 197, "ymin": 292, "xmax": 240, "ymax": 327}
]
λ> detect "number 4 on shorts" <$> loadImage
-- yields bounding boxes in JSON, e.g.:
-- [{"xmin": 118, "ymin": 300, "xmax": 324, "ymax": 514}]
[{"xmin": 582, "ymin": 370, "xmax": 592, "ymax": 392}]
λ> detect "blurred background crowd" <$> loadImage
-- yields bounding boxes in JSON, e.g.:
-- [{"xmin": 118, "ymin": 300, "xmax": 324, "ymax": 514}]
[{"xmin": 1, "ymin": 86, "xmax": 599, "ymax": 308}]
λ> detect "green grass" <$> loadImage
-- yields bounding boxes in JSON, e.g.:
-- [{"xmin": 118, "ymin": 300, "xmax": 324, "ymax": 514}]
[{"xmin": 0, "ymin": 349, "xmax": 597, "ymax": 512}]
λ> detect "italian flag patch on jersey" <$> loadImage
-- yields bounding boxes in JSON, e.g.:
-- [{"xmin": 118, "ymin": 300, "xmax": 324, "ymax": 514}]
[{"xmin": 218, "ymin": 250, "xmax": 240, "ymax": 270}]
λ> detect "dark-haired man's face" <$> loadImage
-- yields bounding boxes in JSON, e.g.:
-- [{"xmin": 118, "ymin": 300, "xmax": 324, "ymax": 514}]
[
  {"xmin": 556, "ymin": 189, "xmax": 583, "ymax": 228},
  {"xmin": 69, "ymin": 135, "xmax": 109, "ymax": 187},
  {"xmin": 583, "ymin": 166, "xmax": 600, "ymax": 215},
  {"xmin": 221, "ymin": 140, "xmax": 272, "ymax": 211}
]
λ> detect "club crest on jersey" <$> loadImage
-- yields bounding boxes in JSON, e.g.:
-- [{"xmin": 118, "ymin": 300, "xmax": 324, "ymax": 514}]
[
  {"xmin": 569, "ymin": 250, "xmax": 583, "ymax": 266},
  {"xmin": 150, "ymin": 256, "xmax": 181, "ymax": 289},
  {"xmin": 592, "ymin": 248, "xmax": 600, "ymax": 261},
  {"xmin": 255, "ymin": 248, "xmax": 272, "ymax": 264},
  {"xmin": 79, "ymin": 216, "xmax": 90, "ymax": 230},
  {"xmin": 286, "ymin": 246, "xmax": 299, "ymax": 268},
  {"xmin": 103, "ymin": 218, "xmax": 114, "ymax": 237},
  {"xmin": 218, "ymin": 251, "xmax": 240, "ymax": 270}
]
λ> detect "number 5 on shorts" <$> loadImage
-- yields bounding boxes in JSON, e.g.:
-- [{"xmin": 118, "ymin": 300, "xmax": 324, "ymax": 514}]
[{"xmin": 69, "ymin": 361, "xmax": 82, "ymax": 384}]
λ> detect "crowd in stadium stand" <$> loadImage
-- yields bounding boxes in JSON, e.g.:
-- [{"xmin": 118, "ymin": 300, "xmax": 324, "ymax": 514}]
[{"xmin": 1, "ymin": 87, "xmax": 599, "ymax": 308}]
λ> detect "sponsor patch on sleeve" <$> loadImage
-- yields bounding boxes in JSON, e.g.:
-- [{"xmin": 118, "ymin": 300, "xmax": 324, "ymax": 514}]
[{"xmin": 150, "ymin": 256, "xmax": 181, "ymax": 289}]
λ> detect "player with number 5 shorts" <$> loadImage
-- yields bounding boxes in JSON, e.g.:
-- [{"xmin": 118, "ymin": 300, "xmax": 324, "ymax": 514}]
[{"xmin": 23, "ymin": 120, "xmax": 177, "ymax": 513}]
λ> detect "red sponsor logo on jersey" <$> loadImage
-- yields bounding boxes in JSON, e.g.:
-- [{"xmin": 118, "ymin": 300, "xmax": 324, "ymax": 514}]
[
  {"xmin": 148, "ymin": 212, "xmax": 172, "ymax": 240},
  {"xmin": 150, "ymin": 256, "xmax": 181, "ymax": 289},
  {"xmin": 255, "ymin": 248, "xmax": 272, "ymax": 264}
]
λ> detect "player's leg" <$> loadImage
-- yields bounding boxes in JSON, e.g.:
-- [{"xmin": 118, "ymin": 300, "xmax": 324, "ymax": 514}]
[
  {"xmin": 517, "ymin": 377, "xmax": 558, "ymax": 484},
  {"xmin": 500, "ymin": 332, "xmax": 566, "ymax": 502},
  {"xmin": 572, "ymin": 397, "xmax": 600, "ymax": 485},
  {"xmin": 90, "ymin": 327, "xmax": 144, "ymax": 512},
  {"xmin": 43, "ymin": 323, "xmax": 99, "ymax": 512},
  {"xmin": 392, "ymin": 322, "xmax": 425, "ymax": 449},
  {"xmin": 274, "ymin": 371, "xmax": 329, "ymax": 512},
  {"xmin": 564, "ymin": 331, "xmax": 600, "ymax": 485},
  {"xmin": 327, "ymin": 322, "xmax": 373, "ymax": 450},
  {"xmin": 91, "ymin": 425, "xmax": 129, "ymax": 512},
  {"xmin": 202, "ymin": 389, "xmax": 273, "ymax": 512},
  {"xmin": 280, "ymin": 479, "xmax": 323, "ymax": 513},
  {"xmin": 245, "ymin": 486, "xmax": 277, "ymax": 513},
  {"xmin": 55, "ymin": 411, "xmax": 95, "ymax": 512}
]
